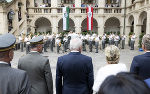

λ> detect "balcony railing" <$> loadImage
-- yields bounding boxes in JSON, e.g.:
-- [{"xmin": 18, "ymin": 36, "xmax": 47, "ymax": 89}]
[
  {"xmin": 104, "ymin": 8, "xmax": 122, "ymax": 13},
  {"xmin": 28, "ymin": 7, "xmax": 123, "ymax": 14}
]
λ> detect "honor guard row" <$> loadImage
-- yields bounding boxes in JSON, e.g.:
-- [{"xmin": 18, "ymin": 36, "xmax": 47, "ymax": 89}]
[{"xmin": 15, "ymin": 32, "xmax": 137, "ymax": 54}]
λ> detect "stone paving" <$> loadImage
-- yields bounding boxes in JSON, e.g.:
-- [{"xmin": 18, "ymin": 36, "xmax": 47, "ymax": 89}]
[{"xmin": 11, "ymin": 46, "xmax": 144, "ymax": 94}]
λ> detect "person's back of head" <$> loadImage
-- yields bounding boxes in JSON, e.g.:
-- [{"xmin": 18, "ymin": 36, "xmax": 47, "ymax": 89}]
[
  {"xmin": 98, "ymin": 72, "xmax": 150, "ymax": 94},
  {"xmin": 70, "ymin": 38, "xmax": 82, "ymax": 52},
  {"xmin": 105, "ymin": 45, "xmax": 120, "ymax": 64},
  {"xmin": 142, "ymin": 34, "xmax": 150, "ymax": 51}
]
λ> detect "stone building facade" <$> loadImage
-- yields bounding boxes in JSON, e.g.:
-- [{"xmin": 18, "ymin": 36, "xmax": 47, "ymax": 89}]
[{"xmin": 0, "ymin": 0, "xmax": 150, "ymax": 45}]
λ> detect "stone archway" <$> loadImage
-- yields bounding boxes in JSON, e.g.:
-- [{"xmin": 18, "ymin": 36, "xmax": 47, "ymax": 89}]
[
  {"xmin": 58, "ymin": 18, "xmax": 75, "ymax": 32},
  {"xmin": 81, "ymin": 18, "xmax": 98, "ymax": 33},
  {"xmin": 104, "ymin": 17, "xmax": 120, "ymax": 34},
  {"xmin": 128, "ymin": 15, "xmax": 134, "ymax": 33},
  {"xmin": 139, "ymin": 11, "xmax": 147, "ymax": 33},
  {"xmin": 35, "ymin": 17, "xmax": 51, "ymax": 33}
]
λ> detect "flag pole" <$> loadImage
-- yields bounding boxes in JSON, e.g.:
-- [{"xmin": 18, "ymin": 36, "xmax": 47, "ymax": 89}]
[{"xmin": 123, "ymin": 0, "xmax": 127, "ymax": 35}]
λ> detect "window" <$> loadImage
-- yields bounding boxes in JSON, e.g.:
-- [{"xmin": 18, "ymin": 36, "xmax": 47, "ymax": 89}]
[
  {"xmin": 105, "ymin": 0, "xmax": 121, "ymax": 7},
  {"xmin": 61, "ymin": 0, "xmax": 74, "ymax": 4}
]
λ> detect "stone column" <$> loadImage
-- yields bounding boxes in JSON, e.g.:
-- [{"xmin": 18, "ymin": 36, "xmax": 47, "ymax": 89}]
[
  {"xmin": 75, "ymin": 0, "xmax": 81, "ymax": 14},
  {"xmin": 125, "ymin": 26, "xmax": 131, "ymax": 44},
  {"xmin": 75, "ymin": 16, "xmax": 82, "ymax": 33},
  {"xmin": 146, "ymin": 10, "xmax": 150, "ymax": 34},
  {"xmin": 120, "ymin": 26, "xmax": 124, "ymax": 35},
  {"xmin": 30, "ymin": 0, "xmax": 34, "ymax": 7},
  {"xmin": 51, "ymin": 0, "xmax": 58, "ymax": 14},
  {"xmin": 97, "ymin": 16, "xmax": 104, "ymax": 36},
  {"xmin": 134, "ymin": 25, "xmax": 142, "ymax": 46},
  {"xmin": 133, "ymin": 13, "xmax": 140, "ymax": 46},
  {"xmin": 75, "ymin": 26, "xmax": 81, "ymax": 33},
  {"xmin": 98, "ymin": 0, "xmax": 105, "ymax": 14},
  {"xmin": 52, "ymin": 15, "xmax": 58, "ymax": 33}
]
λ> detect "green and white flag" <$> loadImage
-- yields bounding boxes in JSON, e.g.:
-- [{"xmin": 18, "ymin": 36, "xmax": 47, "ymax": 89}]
[{"xmin": 63, "ymin": 7, "xmax": 69, "ymax": 31}]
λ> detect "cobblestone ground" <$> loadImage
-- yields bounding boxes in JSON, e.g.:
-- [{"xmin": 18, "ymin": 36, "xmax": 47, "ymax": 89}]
[{"xmin": 11, "ymin": 45, "xmax": 144, "ymax": 94}]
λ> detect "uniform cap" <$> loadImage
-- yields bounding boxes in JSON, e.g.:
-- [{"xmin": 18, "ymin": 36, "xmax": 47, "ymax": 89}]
[
  {"xmin": 30, "ymin": 35, "xmax": 43, "ymax": 45},
  {"xmin": 0, "ymin": 33, "xmax": 16, "ymax": 52}
]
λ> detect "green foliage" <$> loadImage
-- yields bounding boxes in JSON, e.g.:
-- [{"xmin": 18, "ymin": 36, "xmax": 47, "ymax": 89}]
[{"xmin": 138, "ymin": 32, "xmax": 145, "ymax": 48}]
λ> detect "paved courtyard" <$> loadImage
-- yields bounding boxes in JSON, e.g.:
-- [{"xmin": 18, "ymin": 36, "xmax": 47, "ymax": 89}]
[{"xmin": 11, "ymin": 46, "xmax": 144, "ymax": 93}]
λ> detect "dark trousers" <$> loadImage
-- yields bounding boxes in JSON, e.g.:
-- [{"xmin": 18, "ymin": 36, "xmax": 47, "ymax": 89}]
[
  {"xmin": 57, "ymin": 44, "xmax": 60, "ymax": 53},
  {"xmin": 50, "ymin": 41, "xmax": 53, "ymax": 52},
  {"xmin": 63, "ymin": 42, "xmax": 67, "ymax": 52},
  {"xmin": 44, "ymin": 42, "xmax": 47, "ymax": 52},
  {"xmin": 26, "ymin": 44, "xmax": 30, "ymax": 54},
  {"xmin": 130, "ymin": 40, "xmax": 135, "ymax": 50},
  {"xmin": 20, "ymin": 42, "xmax": 24, "ymax": 52},
  {"xmin": 122, "ymin": 40, "xmax": 125, "ymax": 49},
  {"xmin": 102, "ymin": 41, "xmax": 105, "ymax": 49},
  {"xmin": 95, "ymin": 42, "xmax": 99, "ymax": 53},
  {"xmin": 115, "ymin": 41, "xmax": 119, "ymax": 47},
  {"xmin": 82, "ymin": 41, "xmax": 86, "ymax": 51},
  {"xmin": 89, "ymin": 41, "xmax": 92, "ymax": 52}
]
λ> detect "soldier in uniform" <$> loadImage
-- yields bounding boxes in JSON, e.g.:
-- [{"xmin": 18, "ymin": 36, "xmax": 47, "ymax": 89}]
[
  {"xmin": 102, "ymin": 34, "xmax": 106, "ymax": 49},
  {"xmin": 19, "ymin": 35, "xmax": 23, "ymax": 52},
  {"xmin": 121, "ymin": 34, "xmax": 126, "ymax": 49},
  {"xmin": 95, "ymin": 35, "xmax": 100, "ymax": 53},
  {"xmin": 25, "ymin": 36, "xmax": 30, "ymax": 54},
  {"xmin": 109, "ymin": 34, "xmax": 113, "ymax": 45},
  {"xmin": 89, "ymin": 35, "xmax": 93, "ymax": 52},
  {"xmin": 43, "ymin": 34, "xmax": 48, "ymax": 52},
  {"xmin": 0, "ymin": 33, "xmax": 31, "ymax": 94},
  {"xmin": 114, "ymin": 34, "xmax": 120, "ymax": 47},
  {"xmin": 18, "ymin": 35, "xmax": 53, "ymax": 94},
  {"xmin": 63, "ymin": 36, "xmax": 68, "ymax": 52},
  {"xmin": 56, "ymin": 37, "xmax": 61, "ymax": 54},
  {"xmin": 81, "ymin": 35, "xmax": 86, "ymax": 51},
  {"xmin": 130, "ymin": 33, "xmax": 136, "ymax": 50}
]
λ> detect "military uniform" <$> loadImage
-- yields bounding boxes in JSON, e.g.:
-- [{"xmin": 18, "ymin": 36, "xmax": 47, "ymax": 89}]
[
  {"xmin": 0, "ymin": 33, "xmax": 31, "ymax": 94},
  {"xmin": 121, "ymin": 35, "xmax": 126, "ymax": 49},
  {"xmin": 131, "ymin": 34, "xmax": 136, "ymax": 50},
  {"xmin": 18, "ymin": 35, "xmax": 53, "ymax": 94},
  {"xmin": 114, "ymin": 35, "xmax": 120, "ymax": 47},
  {"xmin": 19, "ymin": 36, "xmax": 23, "ymax": 52},
  {"xmin": 25, "ymin": 36, "xmax": 30, "ymax": 54},
  {"xmin": 63, "ymin": 36, "xmax": 68, "ymax": 52},
  {"xmin": 95, "ymin": 36, "xmax": 99, "ymax": 53},
  {"xmin": 56, "ymin": 38, "xmax": 61, "ymax": 54},
  {"xmin": 81, "ymin": 35, "xmax": 86, "ymax": 51},
  {"xmin": 102, "ymin": 35, "xmax": 106, "ymax": 49}
]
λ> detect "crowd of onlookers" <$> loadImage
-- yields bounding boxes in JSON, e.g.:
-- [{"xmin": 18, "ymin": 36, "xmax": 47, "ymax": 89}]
[{"xmin": 0, "ymin": 33, "xmax": 150, "ymax": 94}]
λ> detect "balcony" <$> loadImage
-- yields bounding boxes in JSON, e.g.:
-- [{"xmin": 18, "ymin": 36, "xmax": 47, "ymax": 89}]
[
  {"xmin": 27, "ymin": 7, "xmax": 123, "ymax": 14},
  {"xmin": 104, "ymin": 8, "xmax": 122, "ymax": 13}
]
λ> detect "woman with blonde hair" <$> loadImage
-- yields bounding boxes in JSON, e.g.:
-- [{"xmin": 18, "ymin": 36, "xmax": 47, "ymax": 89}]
[{"xmin": 93, "ymin": 45, "xmax": 127, "ymax": 93}]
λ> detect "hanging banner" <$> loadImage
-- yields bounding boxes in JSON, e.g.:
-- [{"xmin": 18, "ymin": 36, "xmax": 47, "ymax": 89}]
[
  {"xmin": 63, "ymin": 7, "xmax": 69, "ymax": 31},
  {"xmin": 87, "ymin": 6, "xmax": 93, "ymax": 31}
]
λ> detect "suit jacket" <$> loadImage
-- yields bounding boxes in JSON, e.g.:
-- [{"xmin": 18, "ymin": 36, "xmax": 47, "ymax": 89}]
[
  {"xmin": 0, "ymin": 63, "xmax": 30, "ymax": 94},
  {"xmin": 56, "ymin": 52, "xmax": 94, "ymax": 94},
  {"xmin": 130, "ymin": 52, "xmax": 150, "ymax": 80},
  {"xmin": 18, "ymin": 52, "xmax": 53, "ymax": 94}
]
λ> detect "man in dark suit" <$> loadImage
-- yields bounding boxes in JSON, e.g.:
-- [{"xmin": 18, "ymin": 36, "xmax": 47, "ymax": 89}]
[
  {"xmin": 18, "ymin": 35, "xmax": 53, "ymax": 94},
  {"xmin": 56, "ymin": 37, "xmax": 94, "ymax": 94},
  {"xmin": 130, "ymin": 34, "xmax": 150, "ymax": 80},
  {"xmin": 0, "ymin": 33, "xmax": 30, "ymax": 94}
]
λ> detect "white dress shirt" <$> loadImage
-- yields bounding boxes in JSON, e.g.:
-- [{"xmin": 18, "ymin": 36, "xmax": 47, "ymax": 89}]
[{"xmin": 93, "ymin": 63, "xmax": 127, "ymax": 92}]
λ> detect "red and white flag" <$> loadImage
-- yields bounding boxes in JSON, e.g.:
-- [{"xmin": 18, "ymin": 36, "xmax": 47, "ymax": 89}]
[{"xmin": 87, "ymin": 6, "xmax": 93, "ymax": 31}]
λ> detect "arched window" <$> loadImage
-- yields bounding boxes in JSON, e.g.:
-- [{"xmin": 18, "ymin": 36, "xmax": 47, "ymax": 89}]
[{"xmin": 105, "ymin": 0, "xmax": 121, "ymax": 7}]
